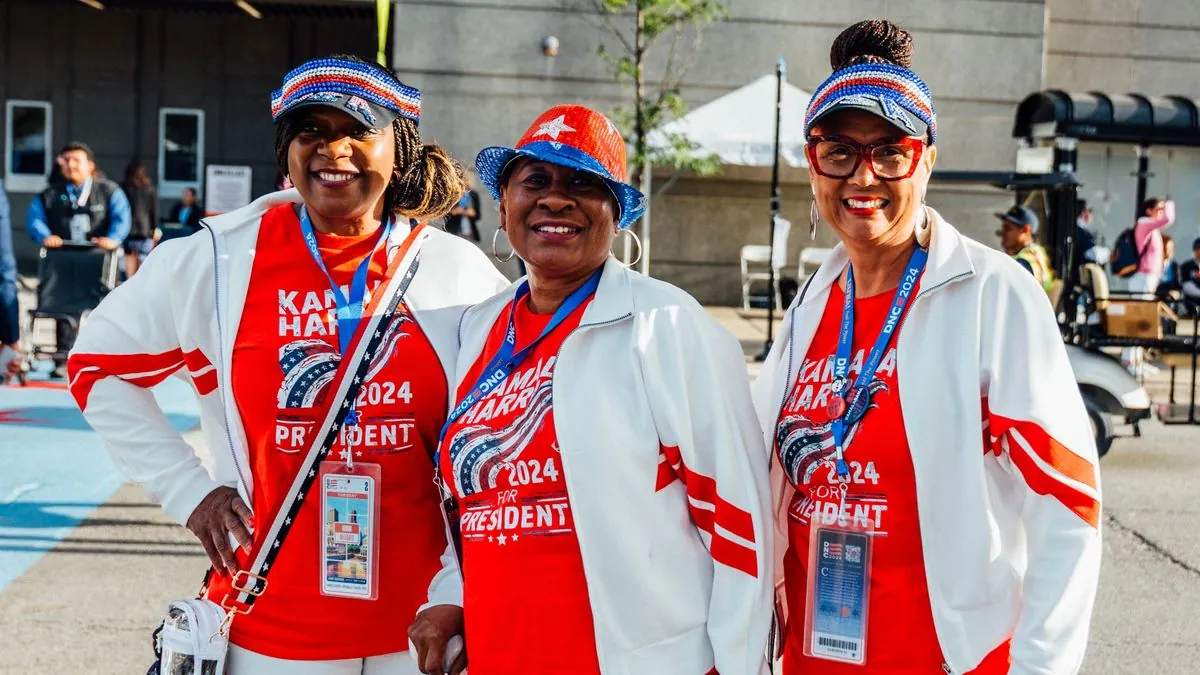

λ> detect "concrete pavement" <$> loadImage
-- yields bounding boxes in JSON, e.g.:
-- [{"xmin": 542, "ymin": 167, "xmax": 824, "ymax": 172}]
[{"xmin": 0, "ymin": 307, "xmax": 1197, "ymax": 673}]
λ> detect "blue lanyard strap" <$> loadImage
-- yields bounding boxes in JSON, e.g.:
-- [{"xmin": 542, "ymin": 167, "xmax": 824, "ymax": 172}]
[
  {"xmin": 829, "ymin": 245, "xmax": 928, "ymax": 478},
  {"xmin": 298, "ymin": 205, "xmax": 393, "ymax": 355},
  {"xmin": 438, "ymin": 268, "xmax": 602, "ymax": 445}
]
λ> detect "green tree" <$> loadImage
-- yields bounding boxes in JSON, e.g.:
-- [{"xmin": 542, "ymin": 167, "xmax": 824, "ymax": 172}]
[{"xmin": 587, "ymin": 0, "xmax": 728, "ymax": 182}]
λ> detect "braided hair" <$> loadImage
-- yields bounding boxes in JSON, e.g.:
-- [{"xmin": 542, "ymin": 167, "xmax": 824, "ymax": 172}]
[{"xmin": 274, "ymin": 54, "xmax": 467, "ymax": 220}]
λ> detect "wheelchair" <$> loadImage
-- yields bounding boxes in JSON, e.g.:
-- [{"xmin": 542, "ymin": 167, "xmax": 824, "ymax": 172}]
[{"xmin": 16, "ymin": 243, "xmax": 120, "ymax": 384}]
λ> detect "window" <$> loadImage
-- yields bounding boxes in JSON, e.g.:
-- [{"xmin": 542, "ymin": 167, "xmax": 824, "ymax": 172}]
[
  {"xmin": 4, "ymin": 100, "xmax": 53, "ymax": 193},
  {"xmin": 158, "ymin": 108, "xmax": 205, "ymax": 198}
]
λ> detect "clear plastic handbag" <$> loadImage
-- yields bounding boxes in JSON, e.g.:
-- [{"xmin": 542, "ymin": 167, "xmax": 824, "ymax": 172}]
[{"xmin": 147, "ymin": 598, "xmax": 229, "ymax": 675}]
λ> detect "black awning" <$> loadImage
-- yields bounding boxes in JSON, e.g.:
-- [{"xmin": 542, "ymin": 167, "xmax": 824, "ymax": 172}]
[{"xmin": 1013, "ymin": 90, "xmax": 1200, "ymax": 147}]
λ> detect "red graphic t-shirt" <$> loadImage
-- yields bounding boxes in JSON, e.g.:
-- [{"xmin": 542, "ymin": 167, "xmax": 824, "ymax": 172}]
[
  {"xmin": 208, "ymin": 204, "xmax": 449, "ymax": 660},
  {"xmin": 440, "ymin": 294, "xmax": 601, "ymax": 675},
  {"xmin": 775, "ymin": 281, "xmax": 1009, "ymax": 674}
]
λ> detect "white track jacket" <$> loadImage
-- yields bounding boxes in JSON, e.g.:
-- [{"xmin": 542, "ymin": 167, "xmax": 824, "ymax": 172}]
[
  {"xmin": 752, "ymin": 211, "xmax": 1102, "ymax": 675},
  {"xmin": 454, "ymin": 257, "xmax": 773, "ymax": 675},
  {"xmin": 67, "ymin": 189, "xmax": 509, "ymax": 610}
]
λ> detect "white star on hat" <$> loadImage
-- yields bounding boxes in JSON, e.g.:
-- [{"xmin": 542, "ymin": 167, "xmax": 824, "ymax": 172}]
[{"xmin": 533, "ymin": 115, "xmax": 576, "ymax": 141}]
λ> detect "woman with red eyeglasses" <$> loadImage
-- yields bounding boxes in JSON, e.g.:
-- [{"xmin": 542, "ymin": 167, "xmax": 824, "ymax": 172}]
[{"xmin": 752, "ymin": 20, "xmax": 1101, "ymax": 675}]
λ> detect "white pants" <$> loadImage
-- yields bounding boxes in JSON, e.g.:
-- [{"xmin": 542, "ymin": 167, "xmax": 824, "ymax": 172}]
[
  {"xmin": 226, "ymin": 645, "xmax": 421, "ymax": 675},
  {"xmin": 1127, "ymin": 271, "xmax": 1159, "ymax": 295}
]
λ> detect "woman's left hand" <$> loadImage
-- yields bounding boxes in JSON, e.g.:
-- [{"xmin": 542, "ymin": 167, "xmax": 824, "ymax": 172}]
[{"xmin": 408, "ymin": 604, "xmax": 467, "ymax": 675}]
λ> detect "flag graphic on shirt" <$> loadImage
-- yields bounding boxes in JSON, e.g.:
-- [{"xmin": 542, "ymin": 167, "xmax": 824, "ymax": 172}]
[
  {"xmin": 276, "ymin": 313, "xmax": 412, "ymax": 410},
  {"xmin": 449, "ymin": 380, "xmax": 553, "ymax": 497},
  {"xmin": 776, "ymin": 379, "xmax": 888, "ymax": 488}
]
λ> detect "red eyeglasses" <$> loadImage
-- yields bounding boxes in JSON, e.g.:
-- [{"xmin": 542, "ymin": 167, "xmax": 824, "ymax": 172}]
[{"xmin": 805, "ymin": 136, "xmax": 926, "ymax": 181}]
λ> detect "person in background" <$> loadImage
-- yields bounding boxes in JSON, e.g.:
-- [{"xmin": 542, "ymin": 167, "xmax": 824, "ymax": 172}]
[
  {"xmin": 1156, "ymin": 234, "xmax": 1180, "ymax": 302},
  {"xmin": 996, "ymin": 205, "xmax": 1055, "ymax": 294},
  {"xmin": 26, "ymin": 141, "xmax": 131, "ymax": 377},
  {"xmin": 1130, "ymin": 197, "xmax": 1174, "ymax": 294},
  {"xmin": 1123, "ymin": 197, "xmax": 1175, "ymax": 374},
  {"xmin": 1180, "ymin": 237, "xmax": 1200, "ymax": 314},
  {"xmin": 1070, "ymin": 199, "xmax": 1105, "ymax": 285},
  {"xmin": 0, "ymin": 178, "xmax": 22, "ymax": 382},
  {"xmin": 1074, "ymin": 199, "xmax": 1097, "ymax": 261},
  {"xmin": 167, "ymin": 187, "xmax": 204, "ymax": 232},
  {"xmin": 755, "ymin": 19, "xmax": 1099, "ymax": 674},
  {"xmin": 122, "ymin": 160, "xmax": 159, "ymax": 277},
  {"xmin": 444, "ymin": 174, "xmax": 481, "ymax": 243}
]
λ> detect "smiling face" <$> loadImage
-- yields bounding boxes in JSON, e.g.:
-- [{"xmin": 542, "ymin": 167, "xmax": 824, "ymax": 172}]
[
  {"xmin": 808, "ymin": 109, "xmax": 936, "ymax": 249},
  {"xmin": 285, "ymin": 107, "xmax": 395, "ymax": 223},
  {"xmin": 500, "ymin": 158, "xmax": 618, "ymax": 280}
]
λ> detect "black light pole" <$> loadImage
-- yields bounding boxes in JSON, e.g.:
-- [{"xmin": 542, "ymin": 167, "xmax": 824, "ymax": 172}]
[{"xmin": 756, "ymin": 56, "xmax": 786, "ymax": 362}]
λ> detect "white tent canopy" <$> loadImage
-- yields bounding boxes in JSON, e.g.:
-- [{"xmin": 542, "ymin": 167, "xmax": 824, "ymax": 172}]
[{"xmin": 648, "ymin": 74, "xmax": 811, "ymax": 168}]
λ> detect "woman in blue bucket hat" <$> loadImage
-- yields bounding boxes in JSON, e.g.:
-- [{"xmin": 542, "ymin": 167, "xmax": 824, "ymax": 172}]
[
  {"xmin": 408, "ymin": 104, "xmax": 772, "ymax": 674},
  {"xmin": 69, "ymin": 54, "xmax": 508, "ymax": 673},
  {"xmin": 752, "ymin": 20, "xmax": 1100, "ymax": 674}
]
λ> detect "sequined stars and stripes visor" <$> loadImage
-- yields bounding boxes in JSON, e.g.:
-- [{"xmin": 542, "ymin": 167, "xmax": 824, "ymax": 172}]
[
  {"xmin": 475, "ymin": 104, "xmax": 647, "ymax": 230},
  {"xmin": 804, "ymin": 63, "xmax": 937, "ymax": 144},
  {"xmin": 270, "ymin": 57, "xmax": 422, "ymax": 130}
]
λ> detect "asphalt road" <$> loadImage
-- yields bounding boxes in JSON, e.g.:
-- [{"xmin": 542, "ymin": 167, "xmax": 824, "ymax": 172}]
[
  {"xmin": 1082, "ymin": 419, "xmax": 1200, "ymax": 673},
  {"xmin": 0, "ymin": 415, "xmax": 1197, "ymax": 673}
]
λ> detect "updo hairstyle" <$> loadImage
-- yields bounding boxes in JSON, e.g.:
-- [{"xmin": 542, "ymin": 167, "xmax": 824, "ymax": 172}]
[{"xmin": 829, "ymin": 19, "xmax": 914, "ymax": 71}]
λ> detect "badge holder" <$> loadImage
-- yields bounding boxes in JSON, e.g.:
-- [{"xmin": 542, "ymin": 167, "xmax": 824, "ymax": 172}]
[
  {"xmin": 318, "ymin": 430, "xmax": 381, "ymax": 601},
  {"xmin": 802, "ymin": 516, "xmax": 874, "ymax": 665}
]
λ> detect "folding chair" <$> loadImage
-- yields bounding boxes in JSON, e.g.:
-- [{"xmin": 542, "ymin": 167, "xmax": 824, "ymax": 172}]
[{"xmin": 740, "ymin": 216, "xmax": 791, "ymax": 310}]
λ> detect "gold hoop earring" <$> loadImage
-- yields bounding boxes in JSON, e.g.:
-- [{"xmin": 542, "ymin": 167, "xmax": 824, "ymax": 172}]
[
  {"xmin": 809, "ymin": 201, "xmax": 820, "ymax": 241},
  {"xmin": 492, "ymin": 228, "xmax": 515, "ymax": 263},
  {"xmin": 613, "ymin": 228, "xmax": 642, "ymax": 268}
]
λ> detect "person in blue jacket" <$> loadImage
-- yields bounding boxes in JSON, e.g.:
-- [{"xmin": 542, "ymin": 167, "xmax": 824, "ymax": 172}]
[
  {"xmin": 25, "ymin": 142, "xmax": 130, "ymax": 377},
  {"xmin": 0, "ymin": 178, "xmax": 22, "ymax": 381}
]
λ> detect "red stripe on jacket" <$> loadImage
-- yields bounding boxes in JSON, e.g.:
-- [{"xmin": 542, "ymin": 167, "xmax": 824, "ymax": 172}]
[
  {"xmin": 984, "ymin": 404, "xmax": 1100, "ymax": 528},
  {"xmin": 657, "ymin": 443, "xmax": 759, "ymax": 577},
  {"xmin": 68, "ymin": 348, "xmax": 217, "ymax": 410}
]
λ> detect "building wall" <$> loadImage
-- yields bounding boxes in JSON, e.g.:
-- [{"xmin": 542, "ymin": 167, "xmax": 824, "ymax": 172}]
[
  {"xmin": 392, "ymin": 0, "xmax": 1050, "ymax": 302},
  {"xmin": 6, "ymin": 1, "xmax": 1198, "ymax": 300},
  {"xmin": 1045, "ymin": 0, "xmax": 1200, "ymax": 248},
  {"xmin": 0, "ymin": 1, "xmax": 374, "ymax": 268}
]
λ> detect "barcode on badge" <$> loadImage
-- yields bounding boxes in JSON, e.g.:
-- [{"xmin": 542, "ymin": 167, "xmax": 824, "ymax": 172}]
[
  {"xmin": 814, "ymin": 633, "xmax": 863, "ymax": 661},
  {"xmin": 818, "ymin": 636, "xmax": 858, "ymax": 651}
]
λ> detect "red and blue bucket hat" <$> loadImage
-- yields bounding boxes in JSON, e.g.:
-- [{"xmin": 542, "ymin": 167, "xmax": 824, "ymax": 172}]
[{"xmin": 475, "ymin": 105, "xmax": 647, "ymax": 230}]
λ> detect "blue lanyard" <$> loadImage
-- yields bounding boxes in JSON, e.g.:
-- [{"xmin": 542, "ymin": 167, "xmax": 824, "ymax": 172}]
[
  {"xmin": 829, "ymin": 246, "xmax": 928, "ymax": 478},
  {"xmin": 438, "ymin": 268, "xmax": 602, "ymax": 445},
  {"xmin": 298, "ymin": 205, "xmax": 392, "ymax": 355}
]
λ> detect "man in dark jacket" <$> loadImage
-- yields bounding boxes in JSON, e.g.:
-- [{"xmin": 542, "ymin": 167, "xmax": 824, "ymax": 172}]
[
  {"xmin": 1069, "ymin": 199, "xmax": 1098, "ymax": 285},
  {"xmin": 167, "ymin": 187, "xmax": 204, "ymax": 232},
  {"xmin": 1182, "ymin": 237, "xmax": 1200, "ymax": 315},
  {"xmin": 25, "ymin": 141, "xmax": 130, "ymax": 376}
]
